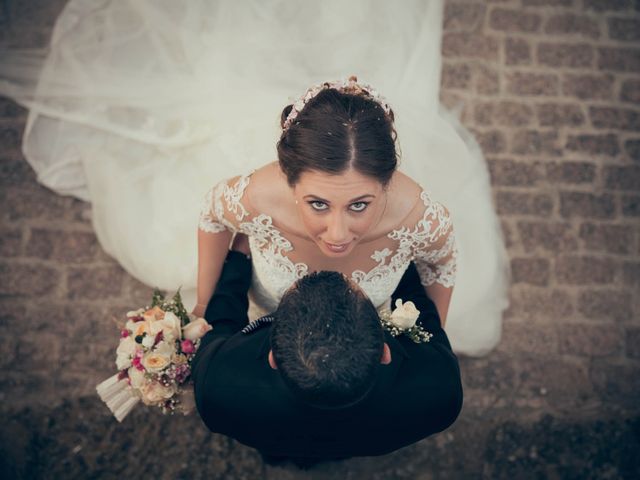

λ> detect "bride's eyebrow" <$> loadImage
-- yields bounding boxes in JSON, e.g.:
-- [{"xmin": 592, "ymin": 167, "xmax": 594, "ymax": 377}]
[{"xmin": 303, "ymin": 194, "xmax": 376, "ymax": 203}]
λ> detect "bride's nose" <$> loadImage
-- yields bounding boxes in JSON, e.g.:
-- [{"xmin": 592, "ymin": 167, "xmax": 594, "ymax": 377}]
[{"xmin": 325, "ymin": 212, "xmax": 350, "ymax": 243}]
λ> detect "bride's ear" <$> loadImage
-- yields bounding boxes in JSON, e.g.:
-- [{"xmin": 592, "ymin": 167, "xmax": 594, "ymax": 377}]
[
  {"xmin": 380, "ymin": 343, "xmax": 392, "ymax": 365},
  {"xmin": 268, "ymin": 350, "xmax": 278, "ymax": 370}
]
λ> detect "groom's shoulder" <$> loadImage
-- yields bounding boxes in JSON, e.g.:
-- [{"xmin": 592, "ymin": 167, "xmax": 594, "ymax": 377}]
[
  {"xmin": 217, "ymin": 322, "xmax": 271, "ymax": 354},
  {"xmin": 207, "ymin": 324, "xmax": 273, "ymax": 379}
]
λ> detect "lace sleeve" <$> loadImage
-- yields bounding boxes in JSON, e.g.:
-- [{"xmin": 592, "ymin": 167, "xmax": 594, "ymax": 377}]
[
  {"xmin": 198, "ymin": 173, "xmax": 253, "ymax": 234},
  {"xmin": 412, "ymin": 192, "xmax": 458, "ymax": 289}
]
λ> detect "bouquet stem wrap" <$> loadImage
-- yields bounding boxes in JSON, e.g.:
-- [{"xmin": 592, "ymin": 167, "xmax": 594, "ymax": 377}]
[{"xmin": 96, "ymin": 374, "xmax": 141, "ymax": 422}]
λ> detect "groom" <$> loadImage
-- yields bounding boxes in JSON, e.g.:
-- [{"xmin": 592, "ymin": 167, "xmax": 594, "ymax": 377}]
[{"xmin": 191, "ymin": 235, "xmax": 463, "ymax": 462}]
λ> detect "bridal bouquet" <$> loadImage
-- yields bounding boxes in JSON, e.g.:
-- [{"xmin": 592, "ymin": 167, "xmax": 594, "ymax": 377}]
[{"xmin": 96, "ymin": 289, "xmax": 212, "ymax": 422}]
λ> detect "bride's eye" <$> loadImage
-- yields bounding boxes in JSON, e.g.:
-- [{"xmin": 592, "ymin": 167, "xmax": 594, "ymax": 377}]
[
  {"xmin": 309, "ymin": 200, "xmax": 328, "ymax": 211},
  {"xmin": 349, "ymin": 202, "xmax": 369, "ymax": 212}
]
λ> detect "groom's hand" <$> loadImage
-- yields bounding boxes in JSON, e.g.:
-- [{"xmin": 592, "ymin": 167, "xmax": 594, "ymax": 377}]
[{"xmin": 231, "ymin": 233, "xmax": 250, "ymax": 256}]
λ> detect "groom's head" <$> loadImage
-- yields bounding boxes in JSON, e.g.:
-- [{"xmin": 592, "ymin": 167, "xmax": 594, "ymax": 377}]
[{"xmin": 269, "ymin": 271, "xmax": 390, "ymax": 409}]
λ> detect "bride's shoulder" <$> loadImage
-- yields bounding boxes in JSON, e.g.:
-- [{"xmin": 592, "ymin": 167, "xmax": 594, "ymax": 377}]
[
  {"xmin": 243, "ymin": 161, "xmax": 292, "ymax": 211},
  {"xmin": 208, "ymin": 162, "xmax": 286, "ymax": 211},
  {"xmin": 375, "ymin": 171, "xmax": 444, "ymax": 235}
]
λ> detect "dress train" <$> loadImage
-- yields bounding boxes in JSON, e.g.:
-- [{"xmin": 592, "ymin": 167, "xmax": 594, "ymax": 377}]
[{"xmin": 0, "ymin": 0, "xmax": 509, "ymax": 356}]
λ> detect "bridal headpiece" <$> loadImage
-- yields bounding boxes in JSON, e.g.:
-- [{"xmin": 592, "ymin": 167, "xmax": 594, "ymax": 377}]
[{"xmin": 282, "ymin": 75, "xmax": 392, "ymax": 132}]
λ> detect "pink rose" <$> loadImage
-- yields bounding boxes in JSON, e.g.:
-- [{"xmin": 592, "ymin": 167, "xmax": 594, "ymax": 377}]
[{"xmin": 181, "ymin": 339, "xmax": 195, "ymax": 354}]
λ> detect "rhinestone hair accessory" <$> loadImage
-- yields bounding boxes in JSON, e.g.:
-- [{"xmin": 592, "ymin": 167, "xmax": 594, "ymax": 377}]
[{"xmin": 282, "ymin": 75, "xmax": 392, "ymax": 132}]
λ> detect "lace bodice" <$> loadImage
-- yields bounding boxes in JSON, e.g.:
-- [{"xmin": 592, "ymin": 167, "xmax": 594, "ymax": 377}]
[{"xmin": 199, "ymin": 171, "xmax": 457, "ymax": 315}]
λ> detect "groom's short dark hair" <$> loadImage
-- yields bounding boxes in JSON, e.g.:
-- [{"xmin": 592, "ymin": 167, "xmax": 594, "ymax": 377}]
[{"xmin": 271, "ymin": 271, "xmax": 384, "ymax": 409}]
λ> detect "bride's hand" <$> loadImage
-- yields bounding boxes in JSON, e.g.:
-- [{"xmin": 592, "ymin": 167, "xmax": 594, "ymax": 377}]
[{"xmin": 191, "ymin": 304, "xmax": 206, "ymax": 318}]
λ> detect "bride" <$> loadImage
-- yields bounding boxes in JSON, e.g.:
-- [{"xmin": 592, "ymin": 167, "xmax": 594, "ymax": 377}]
[
  {"xmin": 0, "ymin": 0, "xmax": 509, "ymax": 356},
  {"xmin": 195, "ymin": 78, "xmax": 459, "ymax": 329}
]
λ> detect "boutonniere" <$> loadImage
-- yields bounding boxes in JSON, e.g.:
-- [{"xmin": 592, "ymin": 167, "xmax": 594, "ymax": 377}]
[{"xmin": 379, "ymin": 299, "xmax": 433, "ymax": 344}]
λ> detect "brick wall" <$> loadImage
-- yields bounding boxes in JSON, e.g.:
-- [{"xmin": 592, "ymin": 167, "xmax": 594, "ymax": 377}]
[
  {"xmin": 0, "ymin": 0, "xmax": 639, "ymax": 478},
  {"xmin": 440, "ymin": 0, "xmax": 640, "ymax": 423}
]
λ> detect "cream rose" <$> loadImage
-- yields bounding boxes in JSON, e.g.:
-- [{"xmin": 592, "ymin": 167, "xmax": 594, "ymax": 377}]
[
  {"xmin": 140, "ymin": 381, "xmax": 175, "ymax": 405},
  {"xmin": 141, "ymin": 352, "xmax": 171, "ymax": 373},
  {"xmin": 182, "ymin": 318, "xmax": 212, "ymax": 341},
  {"xmin": 126, "ymin": 308, "xmax": 144, "ymax": 318},
  {"xmin": 389, "ymin": 299, "xmax": 420, "ymax": 329},
  {"xmin": 133, "ymin": 320, "xmax": 152, "ymax": 338},
  {"xmin": 143, "ymin": 306, "xmax": 165, "ymax": 322}
]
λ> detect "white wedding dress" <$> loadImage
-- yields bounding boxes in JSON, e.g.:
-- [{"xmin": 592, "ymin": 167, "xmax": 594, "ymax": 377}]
[{"xmin": 0, "ymin": 0, "xmax": 509, "ymax": 356}]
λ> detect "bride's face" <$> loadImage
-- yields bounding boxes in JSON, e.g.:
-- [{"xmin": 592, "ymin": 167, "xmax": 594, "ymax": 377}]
[{"xmin": 292, "ymin": 168, "xmax": 386, "ymax": 258}]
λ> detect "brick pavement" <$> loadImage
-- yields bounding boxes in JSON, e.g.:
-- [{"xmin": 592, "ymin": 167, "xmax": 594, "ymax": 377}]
[{"xmin": 1, "ymin": 0, "xmax": 639, "ymax": 478}]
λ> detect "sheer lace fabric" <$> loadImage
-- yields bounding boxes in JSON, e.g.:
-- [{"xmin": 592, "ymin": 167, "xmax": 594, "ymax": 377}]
[{"xmin": 199, "ymin": 172, "xmax": 457, "ymax": 313}]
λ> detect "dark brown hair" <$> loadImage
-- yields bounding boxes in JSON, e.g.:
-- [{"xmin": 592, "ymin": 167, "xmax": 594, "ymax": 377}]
[
  {"xmin": 277, "ymin": 88, "xmax": 398, "ymax": 187},
  {"xmin": 271, "ymin": 271, "xmax": 383, "ymax": 409}
]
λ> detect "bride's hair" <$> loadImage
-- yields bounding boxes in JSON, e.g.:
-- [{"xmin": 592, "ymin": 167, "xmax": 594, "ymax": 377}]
[
  {"xmin": 271, "ymin": 271, "xmax": 383, "ymax": 409},
  {"xmin": 277, "ymin": 89, "xmax": 398, "ymax": 187}
]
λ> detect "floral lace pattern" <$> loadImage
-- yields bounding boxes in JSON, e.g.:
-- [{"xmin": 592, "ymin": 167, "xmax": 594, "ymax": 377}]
[
  {"xmin": 414, "ymin": 231, "xmax": 457, "ymax": 288},
  {"xmin": 223, "ymin": 174, "xmax": 251, "ymax": 222},
  {"xmin": 198, "ymin": 183, "xmax": 227, "ymax": 233},
  {"xmin": 198, "ymin": 174, "xmax": 253, "ymax": 233},
  {"xmin": 240, "ymin": 214, "xmax": 309, "ymax": 312},
  {"xmin": 389, "ymin": 191, "xmax": 458, "ymax": 288},
  {"xmin": 199, "ymin": 173, "xmax": 457, "ymax": 312}
]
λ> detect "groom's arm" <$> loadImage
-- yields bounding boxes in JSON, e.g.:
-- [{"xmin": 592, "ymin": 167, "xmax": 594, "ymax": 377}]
[
  {"xmin": 191, "ymin": 250, "xmax": 251, "ymax": 388},
  {"xmin": 202, "ymin": 250, "xmax": 252, "ymax": 335},
  {"xmin": 392, "ymin": 263, "xmax": 463, "ymax": 435}
]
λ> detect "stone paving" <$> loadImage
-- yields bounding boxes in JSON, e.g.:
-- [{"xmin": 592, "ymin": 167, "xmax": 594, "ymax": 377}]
[{"xmin": 1, "ymin": 0, "xmax": 639, "ymax": 478}]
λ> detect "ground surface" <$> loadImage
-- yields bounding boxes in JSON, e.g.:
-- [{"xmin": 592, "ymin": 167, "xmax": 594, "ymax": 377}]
[{"xmin": 1, "ymin": 0, "xmax": 639, "ymax": 478}]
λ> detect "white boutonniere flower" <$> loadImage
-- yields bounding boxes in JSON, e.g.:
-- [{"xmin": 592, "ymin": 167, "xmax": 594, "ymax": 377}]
[
  {"xmin": 379, "ymin": 299, "xmax": 432, "ymax": 344},
  {"xmin": 389, "ymin": 299, "xmax": 420, "ymax": 329}
]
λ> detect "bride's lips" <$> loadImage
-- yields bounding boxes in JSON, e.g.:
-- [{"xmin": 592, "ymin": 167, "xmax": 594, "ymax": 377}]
[{"xmin": 323, "ymin": 241, "xmax": 351, "ymax": 253}]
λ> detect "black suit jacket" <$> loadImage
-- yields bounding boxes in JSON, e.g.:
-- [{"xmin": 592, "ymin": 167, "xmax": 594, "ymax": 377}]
[{"xmin": 192, "ymin": 251, "xmax": 463, "ymax": 458}]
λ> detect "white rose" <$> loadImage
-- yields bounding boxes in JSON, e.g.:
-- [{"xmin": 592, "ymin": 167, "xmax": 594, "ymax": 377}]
[
  {"xmin": 141, "ymin": 334, "xmax": 155, "ymax": 349},
  {"xmin": 128, "ymin": 366, "xmax": 147, "ymax": 389},
  {"xmin": 389, "ymin": 299, "xmax": 420, "ymax": 329},
  {"xmin": 182, "ymin": 318, "xmax": 212, "ymax": 341},
  {"xmin": 153, "ymin": 311, "xmax": 182, "ymax": 342},
  {"xmin": 116, "ymin": 353, "xmax": 132, "ymax": 371},
  {"xmin": 117, "ymin": 336, "xmax": 137, "ymax": 355},
  {"xmin": 116, "ymin": 336, "xmax": 137, "ymax": 368},
  {"xmin": 140, "ymin": 381, "xmax": 175, "ymax": 406},
  {"xmin": 154, "ymin": 340, "xmax": 176, "ymax": 358},
  {"xmin": 125, "ymin": 319, "xmax": 139, "ymax": 332}
]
